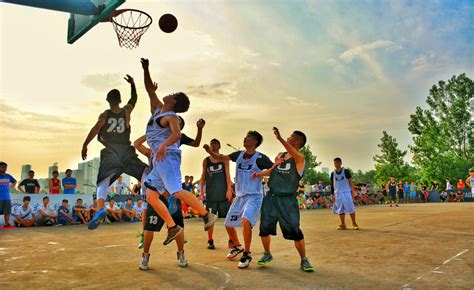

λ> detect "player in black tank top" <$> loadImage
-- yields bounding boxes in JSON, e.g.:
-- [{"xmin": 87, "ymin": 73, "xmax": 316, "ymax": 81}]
[
  {"xmin": 252, "ymin": 128, "xmax": 314, "ymax": 272},
  {"xmin": 386, "ymin": 177, "xmax": 399, "ymax": 207},
  {"xmin": 199, "ymin": 138, "xmax": 233, "ymax": 249}
]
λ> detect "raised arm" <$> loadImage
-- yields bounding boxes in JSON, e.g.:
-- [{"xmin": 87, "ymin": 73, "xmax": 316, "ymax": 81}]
[
  {"xmin": 187, "ymin": 119, "xmax": 206, "ymax": 147},
  {"xmin": 252, "ymin": 155, "xmax": 283, "ymax": 179},
  {"xmin": 155, "ymin": 116, "xmax": 182, "ymax": 161},
  {"xmin": 82, "ymin": 112, "xmax": 107, "ymax": 160},
  {"xmin": 123, "ymin": 74, "xmax": 137, "ymax": 114},
  {"xmin": 141, "ymin": 58, "xmax": 163, "ymax": 114},
  {"xmin": 199, "ymin": 158, "xmax": 207, "ymax": 199},
  {"xmin": 133, "ymin": 135, "xmax": 152, "ymax": 158},
  {"xmin": 273, "ymin": 127, "xmax": 305, "ymax": 165},
  {"xmin": 203, "ymin": 145, "xmax": 231, "ymax": 162}
]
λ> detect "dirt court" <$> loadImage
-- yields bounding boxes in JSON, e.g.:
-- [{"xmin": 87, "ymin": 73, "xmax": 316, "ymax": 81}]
[{"xmin": 0, "ymin": 203, "xmax": 473, "ymax": 289}]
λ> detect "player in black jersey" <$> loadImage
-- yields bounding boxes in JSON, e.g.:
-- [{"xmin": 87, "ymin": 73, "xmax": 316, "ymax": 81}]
[
  {"xmin": 386, "ymin": 177, "xmax": 399, "ymax": 207},
  {"xmin": 253, "ymin": 128, "xmax": 314, "ymax": 272},
  {"xmin": 199, "ymin": 138, "xmax": 233, "ymax": 250},
  {"xmin": 82, "ymin": 75, "xmax": 153, "ymax": 231}
]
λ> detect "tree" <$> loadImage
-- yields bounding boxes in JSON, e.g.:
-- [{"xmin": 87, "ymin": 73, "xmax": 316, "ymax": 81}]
[
  {"xmin": 352, "ymin": 169, "xmax": 376, "ymax": 184},
  {"xmin": 408, "ymin": 74, "xmax": 474, "ymax": 182},
  {"xmin": 299, "ymin": 145, "xmax": 322, "ymax": 184},
  {"xmin": 373, "ymin": 131, "xmax": 414, "ymax": 183}
]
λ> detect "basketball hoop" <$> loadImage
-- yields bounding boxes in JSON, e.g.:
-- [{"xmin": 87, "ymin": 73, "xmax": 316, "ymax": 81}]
[{"xmin": 108, "ymin": 9, "xmax": 152, "ymax": 49}]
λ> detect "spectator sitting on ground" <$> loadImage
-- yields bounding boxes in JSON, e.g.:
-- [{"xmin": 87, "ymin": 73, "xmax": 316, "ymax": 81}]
[
  {"xmin": 122, "ymin": 198, "xmax": 137, "ymax": 222},
  {"xmin": 134, "ymin": 198, "xmax": 145, "ymax": 221},
  {"xmin": 72, "ymin": 198, "xmax": 90, "ymax": 224},
  {"xmin": 57, "ymin": 199, "xmax": 76, "ymax": 225},
  {"xmin": 457, "ymin": 190, "xmax": 464, "ymax": 202},
  {"xmin": 36, "ymin": 196, "xmax": 57, "ymax": 226},
  {"xmin": 303, "ymin": 180, "xmax": 312, "ymax": 199},
  {"xmin": 297, "ymin": 180, "xmax": 305, "ymax": 196},
  {"xmin": 297, "ymin": 194, "xmax": 305, "ymax": 210},
  {"xmin": 106, "ymin": 199, "xmax": 122, "ymax": 222},
  {"xmin": 14, "ymin": 196, "xmax": 36, "ymax": 227},
  {"xmin": 448, "ymin": 191, "xmax": 457, "ymax": 202},
  {"xmin": 89, "ymin": 199, "xmax": 98, "ymax": 219},
  {"xmin": 306, "ymin": 197, "xmax": 314, "ymax": 209},
  {"xmin": 439, "ymin": 191, "xmax": 448, "ymax": 203},
  {"xmin": 62, "ymin": 169, "xmax": 77, "ymax": 194},
  {"xmin": 18, "ymin": 170, "xmax": 40, "ymax": 194},
  {"xmin": 457, "ymin": 179, "xmax": 465, "ymax": 190}
]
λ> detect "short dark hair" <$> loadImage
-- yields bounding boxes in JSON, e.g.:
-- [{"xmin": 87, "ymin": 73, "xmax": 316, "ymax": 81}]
[
  {"xmin": 137, "ymin": 198, "xmax": 142, "ymax": 201},
  {"xmin": 173, "ymin": 92, "xmax": 190, "ymax": 113},
  {"xmin": 247, "ymin": 130, "xmax": 263, "ymax": 148},
  {"xmin": 210, "ymin": 138, "xmax": 221, "ymax": 146},
  {"xmin": 28, "ymin": 170, "xmax": 34, "ymax": 174},
  {"xmin": 23, "ymin": 196, "xmax": 31, "ymax": 202},
  {"xmin": 178, "ymin": 116, "xmax": 185, "ymax": 129},
  {"xmin": 0, "ymin": 162, "xmax": 7, "ymax": 167},
  {"xmin": 66, "ymin": 169, "xmax": 72, "ymax": 174},
  {"xmin": 334, "ymin": 157, "xmax": 342, "ymax": 163},
  {"xmin": 126, "ymin": 198, "xmax": 132, "ymax": 202},
  {"xmin": 293, "ymin": 131, "xmax": 307, "ymax": 148},
  {"xmin": 52, "ymin": 170, "xmax": 59, "ymax": 175},
  {"xmin": 470, "ymin": 168, "xmax": 474, "ymax": 173},
  {"xmin": 62, "ymin": 199, "xmax": 68, "ymax": 203},
  {"xmin": 43, "ymin": 196, "xmax": 49, "ymax": 201},
  {"xmin": 106, "ymin": 89, "xmax": 121, "ymax": 105},
  {"xmin": 77, "ymin": 198, "xmax": 83, "ymax": 202}
]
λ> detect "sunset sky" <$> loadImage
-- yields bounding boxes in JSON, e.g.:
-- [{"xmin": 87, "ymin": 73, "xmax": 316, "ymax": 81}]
[{"xmin": 1, "ymin": 0, "xmax": 473, "ymax": 181}]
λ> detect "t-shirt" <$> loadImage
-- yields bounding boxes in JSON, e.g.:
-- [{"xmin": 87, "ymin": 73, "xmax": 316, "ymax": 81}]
[
  {"xmin": 19, "ymin": 178, "xmax": 40, "ymax": 193},
  {"xmin": 134, "ymin": 204, "xmax": 145, "ymax": 215},
  {"xmin": 107, "ymin": 203, "xmax": 120, "ymax": 211},
  {"xmin": 36, "ymin": 203, "xmax": 55, "ymax": 216},
  {"xmin": 182, "ymin": 182, "xmax": 193, "ymax": 192},
  {"xmin": 114, "ymin": 181, "xmax": 129, "ymax": 195},
  {"xmin": 304, "ymin": 185, "xmax": 312, "ymax": 195},
  {"xmin": 0, "ymin": 173, "xmax": 16, "ymax": 201},
  {"xmin": 62, "ymin": 177, "xmax": 77, "ymax": 194},
  {"xmin": 457, "ymin": 181, "xmax": 465, "ymax": 190},
  {"xmin": 404, "ymin": 184, "xmax": 410, "ymax": 193},
  {"xmin": 57, "ymin": 205, "xmax": 70, "ymax": 222},
  {"xmin": 409, "ymin": 184, "xmax": 416, "ymax": 192},
  {"xmin": 72, "ymin": 205, "xmax": 87, "ymax": 217},
  {"xmin": 15, "ymin": 205, "xmax": 34, "ymax": 220},
  {"xmin": 229, "ymin": 151, "xmax": 273, "ymax": 170},
  {"xmin": 49, "ymin": 179, "xmax": 61, "ymax": 194},
  {"xmin": 124, "ymin": 203, "xmax": 134, "ymax": 211}
]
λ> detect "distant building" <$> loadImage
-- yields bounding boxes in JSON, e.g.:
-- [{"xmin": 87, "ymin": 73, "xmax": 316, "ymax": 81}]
[
  {"xmin": 38, "ymin": 178, "xmax": 49, "ymax": 194},
  {"xmin": 21, "ymin": 164, "xmax": 32, "ymax": 181},
  {"xmin": 48, "ymin": 162, "xmax": 59, "ymax": 179},
  {"xmin": 322, "ymin": 167, "xmax": 330, "ymax": 174},
  {"xmin": 78, "ymin": 157, "xmax": 100, "ymax": 194}
]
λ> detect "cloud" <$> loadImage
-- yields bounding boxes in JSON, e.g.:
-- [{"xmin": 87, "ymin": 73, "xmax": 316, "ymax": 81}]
[
  {"xmin": 80, "ymin": 73, "xmax": 123, "ymax": 91},
  {"xmin": 186, "ymin": 82, "xmax": 237, "ymax": 102},
  {"xmin": 339, "ymin": 40, "xmax": 402, "ymax": 63},
  {"xmin": 411, "ymin": 51, "xmax": 449, "ymax": 73}
]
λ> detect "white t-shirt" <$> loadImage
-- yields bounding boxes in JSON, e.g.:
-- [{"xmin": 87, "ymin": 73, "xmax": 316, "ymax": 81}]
[
  {"xmin": 107, "ymin": 203, "xmax": 120, "ymax": 211},
  {"xmin": 114, "ymin": 182, "xmax": 129, "ymax": 195},
  {"xmin": 134, "ymin": 204, "xmax": 145, "ymax": 215},
  {"xmin": 36, "ymin": 204, "xmax": 55, "ymax": 216},
  {"xmin": 306, "ymin": 198, "xmax": 314, "ymax": 205},
  {"xmin": 15, "ymin": 205, "xmax": 34, "ymax": 220},
  {"xmin": 446, "ymin": 182, "xmax": 453, "ymax": 190}
]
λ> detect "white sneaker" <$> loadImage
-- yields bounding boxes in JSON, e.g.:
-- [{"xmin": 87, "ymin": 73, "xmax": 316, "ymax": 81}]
[
  {"xmin": 140, "ymin": 253, "xmax": 150, "ymax": 271},
  {"xmin": 177, "ymin": 250, "xmax": 188, "ymax": 267}
]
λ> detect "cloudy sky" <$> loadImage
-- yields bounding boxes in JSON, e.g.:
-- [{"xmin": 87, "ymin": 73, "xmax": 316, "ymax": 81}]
[{"xmin": 1, "ymin": 0, "xmax": 473, "ymax": 181}]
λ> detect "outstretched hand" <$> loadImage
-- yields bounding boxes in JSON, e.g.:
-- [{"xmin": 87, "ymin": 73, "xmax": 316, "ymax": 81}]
[
  {"xmin": 140, "ymin": 58, "xmax": 149, "ymax": 69},
  {"xmin": 273, "ymin": 127, "xmax": 282, "ymax": 139},
  {"xmin": 197, "ymin": 119, "xmax": 206, "ymax": 129},
  {"xmin": 81, "ymin": 146, "xmax": 88, "ymax": 160},
  {"xmin": 124, "ymin": 74, "xmax": 134, "ymax": 85},
  {"xmin": 203, "ymin": 144, "xmax": 211, "ymax": 153},
  {"xmin": 251, "ymin": 172, "xmax": 260, "ymax": 180},
  {"xmin": 274, "ymin": 156, "xmax": 284, "ymax": 166},
  {"xmin": 152, "ymin": 82, "xmax": 158, "ymax": 92}
]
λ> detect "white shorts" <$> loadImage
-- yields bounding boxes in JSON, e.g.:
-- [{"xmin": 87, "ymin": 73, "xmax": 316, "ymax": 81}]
[
  {"xmin": 144, "ymin": 151, "xmax": 182, "ymax": 195},
  {"xmin": 332, "ymin": 191, "xmax": 355, "ymax": 215},
  {"xmin": 225, "ymin": 194, "xmax": 263, "ymax": 228}
]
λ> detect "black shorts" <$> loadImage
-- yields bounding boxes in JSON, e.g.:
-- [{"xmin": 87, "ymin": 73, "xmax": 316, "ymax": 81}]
[
  {"xmin": 0, "ymin": 200, "xmax": 11, "ymax": 215},
  {"xmin": 397, "ymin": 191, "xmax": 404, "ymax": 199},
  {"xmin": 389, "ymin": 192, "xmax": 397, "ymax": 201},
  {"xmin": 259, "ymin": 193, "xmax": 304, "ymax": 241},
  {"xmin": 206, "ymin": 200, "xmax": 230, "ymax": 218},
  {"xmin": 144, "ymin": 195, "xmax": 184, "ymax": 232},
  {"xmin": 97, "ymin": 144, "xmax": 148, "ymax": 184}
]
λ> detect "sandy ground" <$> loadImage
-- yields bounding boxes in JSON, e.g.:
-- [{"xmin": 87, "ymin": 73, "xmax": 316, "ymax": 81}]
[{"xmin": 0, "ymin": 203, "xmax": 473, "ymax": 289}]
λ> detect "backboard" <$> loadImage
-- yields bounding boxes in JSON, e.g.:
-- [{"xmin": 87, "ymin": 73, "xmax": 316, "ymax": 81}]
[{"xmin": 67, "ymin": 0, "xmax": 125, "ymax": 44}]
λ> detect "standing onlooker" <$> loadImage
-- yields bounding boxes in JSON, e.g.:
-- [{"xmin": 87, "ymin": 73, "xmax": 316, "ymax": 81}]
[
  {"xmin": 403, "ymin": 182, "xmax": 410, "ymax": 199},
  {"xmin": 457, "ymin": 179, "xmax": 465, "ymax": 190},
  {"xmin": 409, "ymin": 181, "xmax": 417, "ymax": 203},
  {"xmin": 62, "ymin": 169, "xmax": 77, "ymax": 194},
  {"xmin": 303, "ymin": 181, "xmax": 312, "ymax": 200},
  {"xmin": 18, "ymin": 170, "xmax": 40, "ymax": 193},
  {"xmin": 331, "ymin": 157, "xmax": 359, "ymax": 230},
  {"xmin": 466, "ymin": 169, "xmax": 474, "ymax": 197},
  {"xmin": 0, "ymin": 162, "xmax": 17, "ymax": 229},
  {"xmin": 113, "ymin": 176, "xmax": 132, "ymax": 195},
  {"xmin": 430, "ymin": 181, "xmax": 439, "ymax": 191},
  {"xmin": 57, "ymin": 199, "xmax": 76, "ymax": 225},
  {"xmin": 131, "ymin": 181, "xmax": 142, "ymax": 196},
  {"xmin": 49, "ymin": 170, "xmax": 61, "ymax": 194},
  {"xmin": 14, "ymin": 196, "xmax": 36, "ymax": 227},
  {"xmin": 445, "ymin": 179, "xmax": 453, "ymax": 191},
  {"xmin": 36, "ymin": 196, "xmax": 57, "ymax": 226}
]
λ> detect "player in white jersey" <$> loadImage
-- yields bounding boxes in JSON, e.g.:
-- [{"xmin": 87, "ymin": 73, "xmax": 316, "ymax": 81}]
[
  {"xmin": 330, "ymin": 157, "xmax": 359, "ymax": 230},
  {"xmin": 466, "ymin": 168, "xmax": 474, "ymax": 196}
]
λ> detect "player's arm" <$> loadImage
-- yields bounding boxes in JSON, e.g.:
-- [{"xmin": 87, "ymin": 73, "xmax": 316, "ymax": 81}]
[
  {"xmin": 203, "ymin": 145, "xmax": 231, "ymax": 162},
  {"xmin": 187, "ymin": 119, "xmax": 206, "ymax": 147},
  {"xmin": 10, "ymin": 177, "xmax": 17, "ymax": 190},
  {"xmin": 273, "ymin": 127, "xmax": 305, "ymax": 170},
  {"xmin": 141, "ymin": 58, "xmax": 163, "ymax": 114},
  {"xmin": 348, "ymin": 177, "xmax": 356, "ymax": 196},
  {"xmin": 224, "ymin": 159, "xmax": 233, "ymax": 201},
  {"xmin": 35, "ymin": 182, "xmax": 40, "ymax": 193},
  {"xmin": 199, "ymin": 158, "xmax": 207, "ymax": 199},
  {"xmin": 133, "ymin": 135, "xmax": 152, "ymax": 158},
  {"xmin": 466, "ymin": 177, "xmax": 472, "ymax": 188},
  {"xmin": 252, "ymin": 154, "xmax": 283, "ymax": 179},
  {"xmin": 155, "ymin": 116, "xmax": 181, "ymax": 161},
  {"xmin": 17, "ymin": 181, "xmax": 25, "ymax": 193},
  {"xmin": 82, "ymin": 112, "xmax": 107, "ymax": 160},
  {"xmin": 123, "ymin": 74, "xmax": 137, "ymax": 114}
]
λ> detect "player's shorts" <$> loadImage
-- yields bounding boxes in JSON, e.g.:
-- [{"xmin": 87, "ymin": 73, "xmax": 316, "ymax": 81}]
[
  {"xmin": 144, "ymin": 151, "xmax": 182, "ymax": 195},
  {"xmin": 97, "ymin": 144, "xmax": 148, "ymax": 184},
  {"xmin": 206, "ymin": 200, "xmax": 230, "ymax": 218},
  {"xmin": 144, "ymin": 195, "xmax": 184, "ymax": 232},
  {"xmin": 224, "ymin": 194, "xmax": 263, "ymax": 228},
  {"xmin": 389, "ymin": 192, "xmax": 397, "ymax": 201},
  {"xmin": 332, "ymin": 191, "xmax": 356, "ymax": 215},
  {"xmin": 0, "ymin": 200, "xmax": 11, "ymax": 215},
  {"xmin": 259, "ymin": 193, "xmax": 304, "ymax": 241}
]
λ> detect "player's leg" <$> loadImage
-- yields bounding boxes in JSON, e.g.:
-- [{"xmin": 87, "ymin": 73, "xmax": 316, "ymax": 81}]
[
  {"xmin": 258, "ymin": 193, "xmax": 277, "ymax": 266},
  {"xmin": 206, "ymin": 201, "xmax": 218, "ymax": 249},
  {"xmin": 239, "ymin": 194, "xmax": 263, "ymax": 269},
  {"xmin": 140, "ymin": 230, "xmax": 154, "ymax": 271},
  {"xmin": 225, "ymin": 197, "xmax": 245, "ymax": 259},
  {"xmin": 171, "ymin": 207, "xmax": 187, "ymax": 267}
]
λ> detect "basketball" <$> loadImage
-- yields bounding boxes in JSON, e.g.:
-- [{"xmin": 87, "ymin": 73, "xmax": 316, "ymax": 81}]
[{"xmin": 159, "ymin": 13, "xmax": 178, "ymax": 33}]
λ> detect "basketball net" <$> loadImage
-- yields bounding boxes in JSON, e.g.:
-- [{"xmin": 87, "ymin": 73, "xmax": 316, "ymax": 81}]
[{"xmin": 109, "ymin": 9, "xmax": 152, "ymax": 49}]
